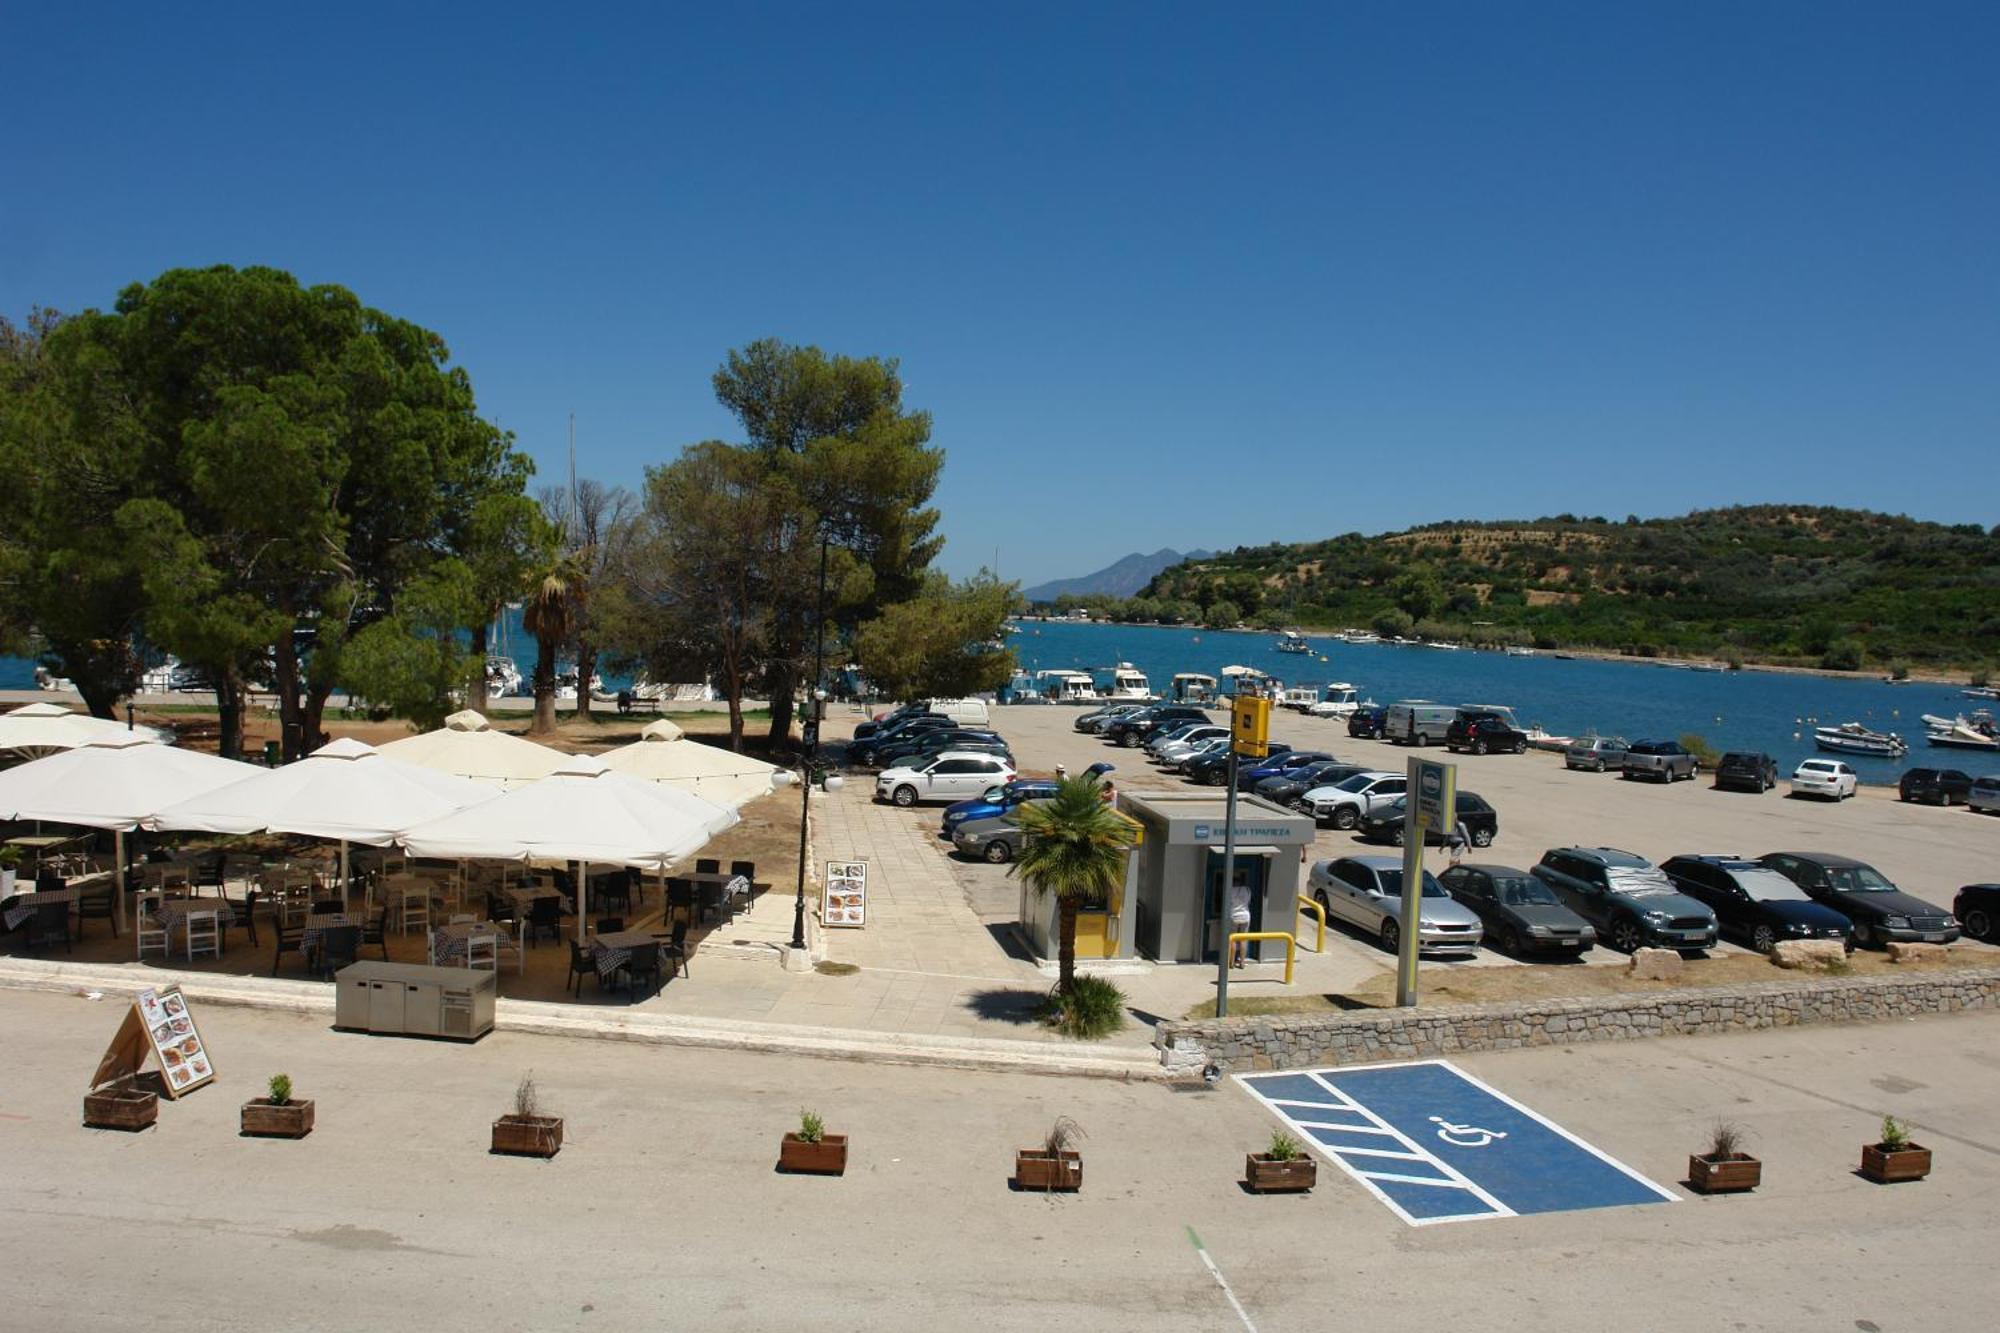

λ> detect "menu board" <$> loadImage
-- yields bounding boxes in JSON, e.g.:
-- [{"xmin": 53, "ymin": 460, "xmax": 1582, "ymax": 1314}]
[
  {"xmin": 821, "ymin": 860, "xmax": 867, "ymax": 928},
  {"xmin": 90, "ymin": 985, "xmax": 215, "ymax": 1100}
]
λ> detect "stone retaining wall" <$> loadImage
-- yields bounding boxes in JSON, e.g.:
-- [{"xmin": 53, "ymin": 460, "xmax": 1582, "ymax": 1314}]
[{"xmin": 1155, "ymin": 967, "xmax": 2000, "ymax": 1074}]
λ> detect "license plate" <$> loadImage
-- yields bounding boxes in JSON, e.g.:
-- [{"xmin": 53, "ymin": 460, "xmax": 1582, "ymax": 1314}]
[{"xmin": 1562, "ymin": 939, "xmax": 1582, "ymax": 947}]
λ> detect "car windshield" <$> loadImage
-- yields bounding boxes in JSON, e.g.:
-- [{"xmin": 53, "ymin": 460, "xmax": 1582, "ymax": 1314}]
[
  {"xmin": 1375, "ymin": 870, "xmax": 1449, "ymax": 898},
  {"xmin": 1335, "ymin": 773, "xmax": 1378, "ymax": 793},
  {"xmin": 1825, "ymin": 864, "xmax": 1897, "ymax": 893},
  {"xmin": 1605, "ymin": 866, "xmax": 1676, "ymax": 898},
  {"xmin": 1494, "ymin": 877, "xmax": 1557, "ymax": 907},
  {"xmin": 1733, "ymin": 868, "xmax": 1811, "ymax": 902}
]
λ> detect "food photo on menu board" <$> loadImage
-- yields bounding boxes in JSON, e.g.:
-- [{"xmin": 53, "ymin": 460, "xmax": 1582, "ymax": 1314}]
[{"xmin": 823, "ymin": 862, "xmax": 867, "ymax": 926}]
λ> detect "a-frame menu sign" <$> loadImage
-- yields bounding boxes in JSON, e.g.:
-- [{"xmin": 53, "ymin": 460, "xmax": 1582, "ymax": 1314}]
[{"xmin": 91, "ymin": 986, "xmax": 215, "ymax": 1099}]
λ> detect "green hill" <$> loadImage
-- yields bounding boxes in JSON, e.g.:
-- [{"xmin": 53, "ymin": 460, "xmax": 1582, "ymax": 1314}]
[{"xmin": 1124, "ymin": 506, "xmax": 1998, "ymax": 673}]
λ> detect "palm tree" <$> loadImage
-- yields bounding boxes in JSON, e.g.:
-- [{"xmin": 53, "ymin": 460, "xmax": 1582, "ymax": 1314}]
[
  {"xmin": 1009, "ymin": 776, "xmax": 1136, "ymax": 993},
  {"xmin": 522, "ymin": 557, "xmax": 584, "ymax": 735}
]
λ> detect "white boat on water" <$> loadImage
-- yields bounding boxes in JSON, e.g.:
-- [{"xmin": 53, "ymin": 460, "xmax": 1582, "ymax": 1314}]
[
  {"xmin": 1036, "ymin": 669, "xmax": 1101, "ymax": 704},
  {"xmin": 1965, "ymin": 686, "xmax": 2000, "ymax": 700},
  {"xmin": 484, "ymin": 655, "xmax": 523, "ymax": 697},
  {"xmin": 1341, "ymin": 632, "xmax": 1381, "ymax": 645},
  {"xmin": 1307, "ymin": 683, "xmax": 1362, "ymax": 718},
  {"xmin": 1276, "ymin": 630, "xmax": 1311, "ymax": 654},
  {"xmin": 1922, "ymin": 711, "xmax": 1999, "ymax": 751},
  {"xmin": 1092, "ymin": 662, "xmax": 1154, "ymax": 701},
  {"xmin": 1814, "ymin": 722, "xmax": 1907, "ymax": 758},
  {"xmin": 1504, "ymin": 646, "xmax": 1535, "ymax": 657}
]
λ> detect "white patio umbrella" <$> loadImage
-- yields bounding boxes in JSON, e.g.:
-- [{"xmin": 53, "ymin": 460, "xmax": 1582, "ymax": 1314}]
[
  {"xmin": 373, "ymin": 709, "xmax": 570, "ymax": 787},
  {"xmin": 0, "ymin": 701, "xmax": 172, "ymax": 758},
  {"xmin": 399, "ymin": 753, "xmax": 737, "ymax": 941},
  {"xmin": 598, "ymin": 719, "xmax": 781, "ymax": 809},
  {"xmin": 151, "ymin": 736, "xmax": 498, "ymax": 893},
  {"xmin": 0, "ymin": 732, "xmax": 260, "ymax": 931}
]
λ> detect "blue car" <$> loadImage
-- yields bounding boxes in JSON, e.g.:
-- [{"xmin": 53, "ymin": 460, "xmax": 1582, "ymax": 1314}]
[
  {"xmin": 940, "ymin": 780, "xmax": 1061, "ymax": 838},
  {"xmin": 1234, "ymin": 750, "xmax": 1333, "ymax": 791}
]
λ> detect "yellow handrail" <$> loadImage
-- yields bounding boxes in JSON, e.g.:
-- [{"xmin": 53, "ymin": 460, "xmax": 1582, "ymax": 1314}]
[
  {"xmin": 1227, "ymin": 931, "xmax": 1297, "ymax": 986},
  {"xmin": 1294, "ymin": 895, "xmax": 1326, "ymax": 953}
]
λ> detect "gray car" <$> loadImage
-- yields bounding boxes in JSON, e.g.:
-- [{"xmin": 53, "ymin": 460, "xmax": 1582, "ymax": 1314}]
[
  {"xmin": 1306, "ymin": 854, "xmax": 1484, "ymax": 956},
  {"xmin": 1531, "ymin": 847, "xmax": 1719, "ymax": 952},
  {"xmin": 951, "ymin": 811, "xmax": 1030, "ymax": 863},
  {"xmin": 1564, "ymin": 735, "xmax": 1630, "ymax": 772}
]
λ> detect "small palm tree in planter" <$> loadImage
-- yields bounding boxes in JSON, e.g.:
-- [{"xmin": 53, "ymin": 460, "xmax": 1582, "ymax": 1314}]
[
  {"xmin": 1009, "ymin": 776, "xmax": 1137, "ymax": 1037},
  {"xmin": 1015, "ymin": 1115, "xmax": 1085, "ymax": 1192},
  {"xmin": 1688, "ymin": 1120, "xmax": 1759, "ymax": 1194},
  {"xmin": 241, "ymin": 1072, "xmax": 315, "ymax": 1139},
  {"xmin": 1245, "ymin": 1130, "xmax": 1317, "ymax": 1194},
  {"xmin": 491, "ymin": 1075, "xmax": 563, "ymax": 1158},
  {"xmin": 778, "ymin": 1107, "xmax": 848, "ymax": 1175},
  {"xmin": 1861, "ymin": 1115, "xmax": 1931, "ymax": 1184}
]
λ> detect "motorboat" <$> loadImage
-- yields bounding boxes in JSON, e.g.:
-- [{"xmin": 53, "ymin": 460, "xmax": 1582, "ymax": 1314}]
[
  {"xmin": 1307, "ymin": 683, "xmax": 1362, "ymax": 718},
  {"xmin": 1922, "ymin": 711, "xmax": 1999, "ymax": 751},
  {"xmin": 484, "ymin": 656, "xmax": 523, "ymax": 697},
  {"xmin": 1276, "ymin": 630, "xmax": 1311, "ymax": 654},
  {"xmin": 1036, "ymin": 669, "xmax": 1100, "ymax": 704},
  {"xmin": 1504, "ymin": 646, "xmax": 1535, "ymax": 657},
  {"xmin": 1964, "ymin": 686, "xmax": 2000, "ymax": 700},
  {"xmin": 1813, "ymin": 722, "xmax": 1908, "ymax": 758},
  {"xmin": 1091, "ymin": 662, "xmax": 1154, "ymax": 701},
  {"xmin": 1168, "ymin": 672, "xmax": 1218, "ymax": 705},
  {"xmin": 1340, "ymin": 631, "xmax": 1381, "ymax": 645},
  {"xmin": 139, "ymin": 657, "xmax": 183, "ymax": 694}
]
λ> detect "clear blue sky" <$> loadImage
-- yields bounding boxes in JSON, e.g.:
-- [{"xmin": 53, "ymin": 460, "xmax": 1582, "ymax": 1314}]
[{"xmin": 6, "ymin": 3, "xmax": 1996, "ymax": 586}]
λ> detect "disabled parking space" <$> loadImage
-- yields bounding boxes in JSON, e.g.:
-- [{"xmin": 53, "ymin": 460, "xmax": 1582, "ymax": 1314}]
[{"xmin": 1238, "ymin": 1060, "xmax": 1677, "ymax": 1226}]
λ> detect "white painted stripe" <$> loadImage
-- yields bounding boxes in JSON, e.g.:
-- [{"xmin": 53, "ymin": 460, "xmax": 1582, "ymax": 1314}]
[
  {"xmin": 1186, "ymin": 1227, "xmax": 1259, "ymax": 1333},
  {"xmin": 1307, "ymin": 1070, "xmax": 1517, "ymax": 1217},
  {"xmin": 1357, "ymin": 1170, "xmax": 1480, "ymax": 1188},
  {"xmin": 1328, "ymin": 1146, "xmax": 1428, "ymax": 1161},
  {"xmin": 1289, "ymin": 1119, "xmax": 1398, "ymax": 1135}
]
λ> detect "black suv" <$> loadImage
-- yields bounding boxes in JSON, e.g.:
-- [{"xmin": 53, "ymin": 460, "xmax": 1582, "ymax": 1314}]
[
  {"xmin": 1444, "ymin": 715, "xmax": 1528, "ymax": 755},
  {"xmin": 870, "ymin": 728, "xmax": 1009, "ymax": 769},
  {"xmin": 1531, "ymin": 847, "xmax": 1719, "ymax": 953},
  {"xmin": 1899, "ymin": 768, "xmax": 1972, "ymax": 806},
  {"xmin": 1756, "ymin": 852, "xmax": 1960, "ymax": 947},
  {"xmin": 1356, "ymin": 791, "xmax": 1499, "ymax": 847},
  {"xmin": 845, "ymin": 714, "xmax": 952, "ymax": 764},
  {"xmin": 1348, "ymin": 705, "xmax": 1387, "ymax": 739},
  {"xmin": 1712, "ymin": 752, "xmax": 1778, "ymax": 793},
  {"xmin": 1661, "ymin": 854, "xmax": 1852, "ymax": 953},
  {"xmin": 851, "ymin": 703, "xmax": 929, "ymax": 742},
  {"xmin": 1103, "ymin": 705, "xmax": 1209, "ymax": 748}
]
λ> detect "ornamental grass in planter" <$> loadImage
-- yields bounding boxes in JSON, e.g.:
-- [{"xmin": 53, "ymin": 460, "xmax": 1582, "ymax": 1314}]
[
  {"xmin": 491, "ymin": 1075, "xmax": 563, "ymax": 1158},
  {"xmin": 1245, "ymin": 1130, "xmax": 1317, "ymax": 1194},
  {"xmin": 241, "ymin": 1073, "xmax": 315, "ymax": 1139},
  {"xmin": 778, "ymin": 1108, "xmax": 848, "ymax": 1175},
  {"xmin": 1860, "ymin": 1115, "xmax": 1931, "ymax": 1184},
  {"xmin": 83, "ymin": 1082, "xmax": 158, "ymax": 1132},
  {"xmin": 1687, "ymin": 1120, "xmax": 1760, "ymax": 1194},
  {"xmin": 1014, "ymin": 1116, "xmax": 1084, "ymax": 1193}
]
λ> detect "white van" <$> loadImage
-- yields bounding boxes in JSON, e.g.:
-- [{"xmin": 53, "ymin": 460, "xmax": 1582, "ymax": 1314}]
[
  {"xmin": 927, "ymin": 698, "xmax": 992, "ymax": 726},
  {"xmin": 1384, "ymin": 700, "xmax": 1456, "ymax": 746}
]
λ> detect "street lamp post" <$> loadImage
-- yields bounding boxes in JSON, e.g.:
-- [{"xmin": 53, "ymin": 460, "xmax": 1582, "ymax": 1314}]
[{"xmin": 791, "ymin": 533, "xmax": 832, "ymax": 954}]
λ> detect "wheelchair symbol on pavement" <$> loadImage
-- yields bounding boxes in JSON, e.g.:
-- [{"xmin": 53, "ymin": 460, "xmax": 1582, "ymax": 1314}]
[{"xmin": 1429, "ymin": 1116, "xmax": 1507, "ymax": 1148}]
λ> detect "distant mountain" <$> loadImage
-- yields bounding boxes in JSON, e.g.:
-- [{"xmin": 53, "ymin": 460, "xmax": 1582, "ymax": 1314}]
[{"xmin": 1024, "ymin": 548, "xmax": 1213, "ymax": 603}]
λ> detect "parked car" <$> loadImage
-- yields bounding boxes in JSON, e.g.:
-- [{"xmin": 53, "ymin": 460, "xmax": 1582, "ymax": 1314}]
[
  {"xmin": 1306, "ymin": 855, "xmax": 1484, "ymax": 956},
  {"xmin": 1757, "ymin": 852, "xmax": 1960, "ymax": 946},
  {"xmin": 1154, "ymin": 726, "xmax": 1230, "ymax": 765},
  {"xmin": 1148, "ymin": 722, "xmax": 1226, "ymax": 756},
  {"xmin": 1301, "ymin": 770, "xmax": 1407, "ymax": 828},
  {"xmin": 869, "ymin": 727, "xmax": 1009, "ymax": 770},
  {"xmin": 1530, "ymin": 847, "xmax": 1719, "ymax": 953},
  {"xmin": 875, "ymin": 752, "xmax": 1017, "ymax": 807},
  {"xmin": 1622, "ymin": 739, "xmax": 1698, "ymax": 783},
  {"xmin": 1165, "ymin": 736, "xmax": 1231, "ymax": 772},
  {"xmin": 1444, "ymin": 715, "xmax": 1529, "ymax": 755},
  {"xmin": 1383, "ymin": 701, "xmax": 1456, "ymax": 746},
  {"xmin": 1103, "ymin": 704, "xmax": 1209, "ymax": 748},
  {"xmin": 950, "ymin": 810, "xmax": 1034, "ymax": 863},
  {"xmin": 1074, "ymin": 703, "xmax": 1144, "ymax": 734},
  {"xmin": 1564, "ymin": 735, "xmax": 1631, "ymax": 772},
  {"xmin": 1898, "ymin": 767, "xmax": 1972, "ymax": 805},
  {"xmin": 940, "ymin": 778, "xmax": 1062, "ymax": 838},
  {"xmin": 926, "ymin": 697, "xmax": 991, "ymax": 726},
  {"xmin": 1182, "ymin": 742, "xmax": 1290, "ymax": 787},
  {"xmin": 1661, "ymin": 854, "xmax": 1853, "ymax": 953},
  {"xmin": 1347, "ymin": 705, "xmax": 1388, "ymax": 739},
  {"xmin": 1712, "ymin": 751, "xmax": 1779, "ymax": 793},
  {"xmin": 1355, "ymin": 791, "xmax": 1498, "ymax": 847},
  {"xmin": 1790, "ymin": 758, "xmax": 1858, "ymax": 801},
  {"xmin": 1233, "ymin": 749, "xmax": 1333, "ymax": 792},
  {"xmin": 1972, "ymin": 775, "xmax": 2000, "ymax": 815},
  {"xmin": 1257, "ymin": 761, "xmax": 1364, "ymax": 807},
  {"xmin": 852, "ymin": 702, "xmax": 929, "ymax": 741},
  {"xmin": 1952, "ymin": 884, "xmax": 2000, "ymax": 942},
  {"xmin": 1439, "ymin": 865, "xmax": 1595, "ymax": 957},
  {"xmin": 844, "ymin": 714, "xmax": 953, "ymax": 764}
]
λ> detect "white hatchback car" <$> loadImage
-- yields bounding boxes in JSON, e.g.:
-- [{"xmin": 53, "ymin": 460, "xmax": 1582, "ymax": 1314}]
[
  {"xmin": 1300, "ymin": 771, "xmax": 1407, "ymax": 828},
  {"xmin": 1791, "ymin": 759, "xmax": 1858, "ymax": 801},
  {"xmin": 876, "ymin": 752, "xmax": 1017, "ymax": 807}
]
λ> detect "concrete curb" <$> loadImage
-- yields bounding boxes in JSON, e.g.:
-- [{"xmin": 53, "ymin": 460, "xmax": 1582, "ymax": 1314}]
[{"xmin": 0, "ymin": 959, "xmax": 1165, "ymax": 1082}]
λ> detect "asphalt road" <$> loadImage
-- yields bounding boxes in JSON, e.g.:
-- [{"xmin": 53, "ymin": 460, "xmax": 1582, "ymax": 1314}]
[{"xmin": 9, "ymin": 988, "xmax": 1997, "ymax": 1332}]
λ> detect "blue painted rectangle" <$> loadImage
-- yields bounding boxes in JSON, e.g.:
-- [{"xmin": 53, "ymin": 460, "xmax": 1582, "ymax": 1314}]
[{"xmin": 1238, "ymin": 1060, "xmax": 1676, "ymax": 1226}]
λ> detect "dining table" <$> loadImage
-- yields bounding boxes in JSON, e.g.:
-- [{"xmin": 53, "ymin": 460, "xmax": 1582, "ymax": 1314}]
[
  {"xmin": 2, "ymin": 886, "xmax": 78, "ymax": 931},
  {"xmin": 589, "ymin": 929, "xmax": 663, "ymax": 981},
  {"xmin": 678, "ymin": 871, "xmax": 750, "ymax": 921},
  {"xmin": 430, "ymin": 920, "xmax": 502, "ymax": 966}
]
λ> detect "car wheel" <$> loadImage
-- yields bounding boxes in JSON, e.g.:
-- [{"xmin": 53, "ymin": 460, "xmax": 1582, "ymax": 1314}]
[
  {"xmin": 1499, "ymin": 924, "xmax": 1523, "ymax": 955},
  {"xmin": 1379, "ymin": 918, "xmax": 1401, "ymax": 953},
  {"xmin": 1471, "ymin": 826, "xmax": 1494, "ymax": 847},
  {"xmin": 1851, "ymin": 921, "xmax": 1873, "ymax": 948},
  {"xmin": 1473, "ymin": 739, "xmax": 1488, "ymax": 755},
  {"xmin": 1514, "ymin": 741, "xmax": 1527, "ymax": 754},
  {"xmin": 1963, "ymin": 907, "xmax": 1993, "ymax": 942},
  {"xmin": 1120, "ymin": 731, "xmax": 1143, "ymax": 748},
  {"xmin": 892, "ymin": 785, "xmax": 917, "ymax": 808},
  {"xmin": 1314, "ymin": 889, "xmax": 1331, "ymax": 918},
  {"xmin": 1332, "ymin": 806, "xmax": 1358, "ymax": 830},
  {"xmin": 1593, "ymin": 758, "xmax": 1605, "ymax": 773},
  {"xmin": 1610, "ymin": 917, "xmax": 1645, "ymax": 953},
  {"xmin": 1204, "ymin": 769, "xmax": 1226, "ymax": 787},
  {"xmin": 983, "ymin": 840, "xmax": 1012, "ymax": 864},
  {"xmin": 1388, "ymin": 824, "xmax": 1405, "ymax": 846},
  {"xmin": 1751, "ymin": 925, "xmax": 1777, "ymax": 954}
]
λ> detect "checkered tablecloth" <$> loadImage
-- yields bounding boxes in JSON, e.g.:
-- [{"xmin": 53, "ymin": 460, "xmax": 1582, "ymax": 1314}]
[
  {"xmin": 301, "ymin": 914, "xmax": 363, "ymax": 950},
  {"xmin": 430, "ymin": 921, "xmax": 504, "ymax": 965},
  {"xmin": 150, "ymin": 900, "xmax": 239, "ymax": 934},
  {"xmin": 499, "ymin": 886, "xmax": 567, "ymax": 917},
  {"xmin": 590, "ymin": 929, "xmax": 662, "ymax": 980},
  {"xmin": 2, "ymin": 888, "xmax": 78, "ymax": 931}
]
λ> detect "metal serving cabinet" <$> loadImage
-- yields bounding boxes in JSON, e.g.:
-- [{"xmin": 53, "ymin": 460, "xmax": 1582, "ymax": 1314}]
[{"xmin": 334, "ymin": 961, "xmax": 495, "ymax": 1041}]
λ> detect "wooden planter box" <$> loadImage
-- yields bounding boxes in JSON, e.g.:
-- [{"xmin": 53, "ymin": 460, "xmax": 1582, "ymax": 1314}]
[
  {"xmin": 1688, "ymin": 1153, "xmax": 1761, "ymax": 1194},
  {"xmin": 84, "ymin": 1087, "xmax": 158, "ymax": 1132},
  {"xmin": 1245, "ymin": 1153, "xmax": 1317, "ymax": 1193},
  {"xmin": 1014, "ymin": 1149, "xmax": 1082, "ymax": 1192},
  {"xmin": 779, "ymin": 1133, "xmax": 848, "ymax": 1175},
  {"xmin": 1861, "ymin": 1142, "xmax": 1931, "ymax": 1184},
  {"xmin": 241, "ymin": 1098, "xmax": 315, "ymax": 1139},
  {"xmin": 490, "ymin": 1114, "xmax": 564, "ymax": 1158}
]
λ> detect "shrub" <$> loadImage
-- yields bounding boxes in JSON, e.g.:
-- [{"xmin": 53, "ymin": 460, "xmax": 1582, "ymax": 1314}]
[
  {"xmin": 1044, "ymin": 1115, "xmax": 1086, "ymax": 1156},
  {"xmin": 1973, "ymin": 666, "xmax": 1992, "ymax": 688},
  {"xmin": 1705, "ymin": 1120, "xmax": 1747, "ymax": 1159},
  {"xmin": 1267, "ymin": 1130, "xmax": 1304, "ymax": 1161},
  {"xmin": 1035, "ymin": 975, "xmax": 1129, "ymax": 1039},
  {"xmin": 512, "ymin": 1075, "xmax": 541, "ymax": 1119},
  {"xmin": 1889, "ymin": 661, "xmax": 1911, "ymax": 681},
  {"xmin": 1679, "ymin": 733, "xmax": 1722, "ymax": 767},
  {"xmin": 267, "ymin": 1073, "xmax": 292, "ymax": 1106},
  {"xmin": 1820, "ymin": 638, "xmax": 1864, "ymax": 672},
  {"xmin": 797, "ymin": 1108, "xmax": 825, "ymax": 1143},
  {"xmin": 1879, "ymin": 1115, "xmax": 1910, "ymax": 1150}
]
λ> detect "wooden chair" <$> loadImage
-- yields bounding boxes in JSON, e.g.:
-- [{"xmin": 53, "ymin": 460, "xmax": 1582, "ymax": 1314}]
[
  {"xmin": 465, "ymin": 930, "xmax": 498, "ymax": 972},
  {"xmin": 193, "ymin": 853, "xmax": 227, "ymax": 898},
  {"xmin": 362, "ymin": 906, "xmax": 390, "ymax": 961},
  {"xmin": 397, "ymin": 884, "xmax": 431, "ymax": 937},
  {"xmin": 75, "ymin": 882, "xmax": 118, "ymax": 938},
  {"xmin": 136, "ymin": 892, "xmax": 169, "ymax": 960},
  {"xmin": 491, "ymin": 920, "xmax": 524, "ymax": 974},
  {"xmin": 184, "ymin": 908, "xmax": 222, "ymax": 961}
]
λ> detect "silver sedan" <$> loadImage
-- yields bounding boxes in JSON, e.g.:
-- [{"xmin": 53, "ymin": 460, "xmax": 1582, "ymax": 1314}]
[{"xmin": 1306, "ymin": 854, "xmax": 1484, "ymax": 956}]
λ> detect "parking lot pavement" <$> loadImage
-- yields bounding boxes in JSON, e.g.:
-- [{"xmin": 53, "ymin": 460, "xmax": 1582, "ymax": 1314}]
[{"xmin": 9, "ymin": 987, "xmax": 1998, "ymax": 1332}]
